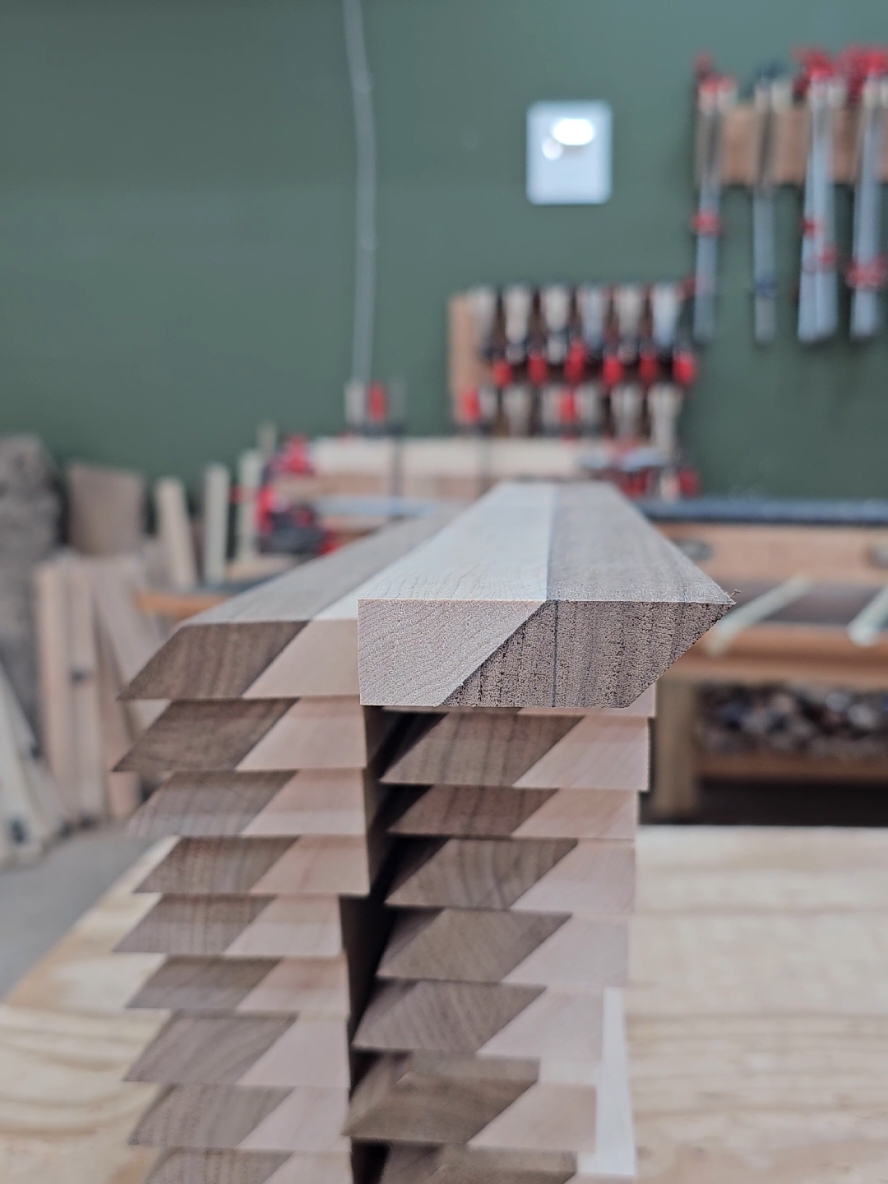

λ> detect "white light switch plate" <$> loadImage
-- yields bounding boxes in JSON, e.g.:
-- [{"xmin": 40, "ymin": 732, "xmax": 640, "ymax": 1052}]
[{"xmin": 527, "ymin": 101, "xmax": 612, "ymax": 205}]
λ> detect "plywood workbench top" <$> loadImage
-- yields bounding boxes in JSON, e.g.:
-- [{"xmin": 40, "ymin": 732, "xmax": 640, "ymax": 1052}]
[{"xmin": 0, "ymin": 827, "xmax": 886, "ymax": 1184}]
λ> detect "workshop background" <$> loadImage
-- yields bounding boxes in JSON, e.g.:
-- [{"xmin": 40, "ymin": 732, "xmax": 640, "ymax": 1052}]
[{"xmin": 0, "ymin": 0, "xmax": 886, "ymax": 492}]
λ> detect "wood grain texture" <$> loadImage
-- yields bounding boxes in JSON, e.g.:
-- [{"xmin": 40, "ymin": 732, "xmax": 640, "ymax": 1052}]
[
  {"xmin": 130, "ymin": 774, "xmax": 292, "ymax": 839},
  {"xmin": 131, "ymin": 1085, "xmax": 351, "ymax": 1154},
  {"xmin": 358, "ymin": 483, "xmax": 732, "ymax": 709},
  {"xmin": 381, "ymin": 714, "xmax": 578, "ymax": 788},
  {"xmin": 234, "ymin": 1089, "xmax": 350, "ymax": 1154},
  {"xmin": 241, "ymin": 771, "xmax": 374, "ymax": 838},
  {"xmin": 511, "ymin": 843, "xmax": 635, "ymax": 917},
  {"xmin": 117, "ymin": 896, "xmax": 272, "ymax": 956},
  {"xmin": 501, "ymin": 917, "xmax": 629, "ymax": 991},
  {"xmin": 125, "ymin": 1014, "xmax": 291, "ymax": 1084},
  {"xmin": 235, "ymin": 699, "xmax": 394, "ymax": 772},
  {"xmin": 377, "ymin": 911, "xmax": 628, "ymax": 991},
  {"xmin": 129, "ymin": 956, "xmax": 352, "ymax": 1017},
  {"xmin": 145, "ymin": 1150, "xmax": 286, "ymax": 1184},
  {"xmin": 117, "ymin": 700, "xmax": 293, "ymax": 774},
  {"xmin": 145, "ymin": 1150, "xmax": 351, "ymax": 1184},
  {"xmin": 390, "ymin": 786, "xmax": 557, "ymax": 838},
  {"xmin": 242, "ymin": 619, "xmax": 358, "ymax": 699},
  {"xmin": 127, "ymin": 958, "xmax": 281, "ymax": 1013},
  {"xmin": 126, "ymin": 1013, "xmax": 350, "ymax": 1089},
  {"xmin": 386, "ymin": 839, "xmax": 577, "ymax": 910},
  {"xmin": 380, "ymin": 1144, "xmax": 575, "ymax": 1184},
  {"xmin": 391, "ymin": 785, "xmax": 637, "ymax": 841},
  {"xmin": 345, "ymin": 1053, "xmax": 538, "ymax": 1144},
  {"xmin": 116, "ymin": 896, "xmax": 344, "ymax": 959},
  {"xmin": 15, "ymin": 829, "xmax": 888, "ymax": 1184},
  {"xmin": 353, "ymin": 980, "xmax": 544, "ymax": 1054},
  {"xmin": 125, "ymin": 513, "xmax": 455, "ymax": 701},
  {"xmin": 131, "ymin": 770, "xmax": 373, "ymax": 839},
  {"xmin": 468, "ymin": 1081, "xmax": 597, "ymax": 1155},
  {"xmin": 236, "ymin": 958, "xmax": 350, "ymax": 1017},
  {"xmin": 130, "ymin": 1085, "xmax": 290, "ymax": 1149},
  {"xmin": 512, "ymin": 718, "xmax": 648, "ymax": 793},
  {"xmin": 134, "ymin": 836, "xmax": 375, "ymax": 898},
  {"xmin": 379, "ymin": 910, "xmax": 568, "ymax": 984},
  {"xmin": 136, "ymin": 839, "xmax": 294, "ymax": 895}
]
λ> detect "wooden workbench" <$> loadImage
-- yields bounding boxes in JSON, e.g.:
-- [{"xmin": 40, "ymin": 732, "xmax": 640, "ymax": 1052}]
[{"xmin": 1, "ymin": 827, "xmax": 886, "ymax": 1183}]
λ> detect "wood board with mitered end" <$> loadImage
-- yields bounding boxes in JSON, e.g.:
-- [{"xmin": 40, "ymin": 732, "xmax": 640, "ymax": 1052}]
[
  {"xmin": 131, "ymin": 770, "xmax": 385, "ymax": 839},
  {"xmin": 378, "ymin": 910, "xmax": 628, "ymax": 991},
  {"xmin": 124, "ymin": 511, "xmax": 456, "ymax": 702},
  {"xmin": 118, "ymin": 697, "xmax": 401, "ymax": 775},
  {"xmin": 127, "ymin": 955, "xmax": 351, "ymax": 1017},
  {"xmin": 357, "ymin": 483, "xmax": 732, "ymax": 710},
  {"xmin": 385, "ymin": 838, "xmax": 635, "ymax": 916},
  {"xmin": 134, "ymin": 833, "xmax": 384, "ymax": 899},
  {"xmin": 361, "ymin": 991, "xmax": 635, "ymax": 1181},
  {"xmin": 130, "ymin": 1081, "xmax": 351, "ymax": 1153},
  {"xmin": 116, "ymin": 895, "xmax": 347, "ymax": 959},
  {"xmin": 381, "ymin": 714, "xmax": 649, "ymax": 793},
  {"xmin": 390, "ymin": 785, "xmax": 637, "ymax": 841},
  {"xmin": 125, "ymin": 1012, "xmax": 350, "ymax": 1088},
  {"xmin": 353, "ymin": 980, "xmax": 605, "ymax": 1068},
  {"xmin": 345, "ymin": 1054, "xmax": 598, "ymax": 1158},
  {"xmin": 143, "ymin": 1149, "xmax": 353, "ymax": 1184}
]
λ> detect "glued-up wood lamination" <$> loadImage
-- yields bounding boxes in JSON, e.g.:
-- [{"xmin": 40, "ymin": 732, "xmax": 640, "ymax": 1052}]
[
  {"xmin": 135, "ymin": 834, "xmax": 377, "ymax": 898},
  {"xmin": 381, "ymin": 712, "xmax": 649, "ymax": 792},
  {"xmin": 390, "ymin": 784, "xmax": 637, "ymax": 841},
  {"xmin": 385, "ymin": 838, "xmax": 634, "ymax": 915},
  {"xmin": 118, "ymin": 698, "xmax": 398, "ymax": 775},
  {"xmin": 345, "ymin": 1053, "xmax": 539, "ymax": 1145},
  {"xmin": 358, "ymin": 482, "xmax": 732, "ymax": 709},
  {"xmin": 352, "ymin": 980, "xmax": 545, "ymax": 1054},
  {"xmin": 125, "ymin": 512, "xmax": 455, "ymax": 701},
  {"xmin": 131, "ymin": 769, "xmax": 377, "ymax": 839},
  {"xmin": 128, "ymin": 956, "xmax": 350, "ymax": 1016},
  {"xmin": 380, "ymin": 1144, "xmax": 575, "ymax": 1184},
  {"xmin": 381, "ymin": 714, "xmax": 579, "ymax": 789},
  {"xmin": 377, "ymin": 910, "xmax": 628, "ymax": 990},
  {"xmin": 386, "ymin": 839, "xmax": 577, "ymax": 910},
  {"xmin": 117, "ymin": 700, "xmax": 294, "ymax": 774},
  {"xmin": 116, "ymin": 895, "xmax": 345, "ymax": 959},
  {"xmin": 144, "ymin": 1150, "xmax": 353, "ymax": 1184}
]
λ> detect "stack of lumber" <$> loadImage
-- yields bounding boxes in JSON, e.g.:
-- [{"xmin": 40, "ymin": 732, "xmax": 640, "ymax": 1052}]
[
  {"xmin": 344, "ymin": 483, "xmax": 731, "ymax": 1183},
  {"xmin": 112, "ymin": 483, "xmax": 728, "ymax": 1184},
  {"xmin": 114, "ymin": 512, "xmax": 455, "ymax": 1184},
  {"xmin": 34, "ymin": 552, "xmax": 165, "ymax": 823}
]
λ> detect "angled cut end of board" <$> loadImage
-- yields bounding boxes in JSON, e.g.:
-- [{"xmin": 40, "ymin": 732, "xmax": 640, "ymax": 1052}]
[
  {"xmin": 122, "ymin": 511, "xmax": 457, "ymax": 702},
  {"xmin": 358, "ymin": 482, "xmax": 733, "ymax": 709}
]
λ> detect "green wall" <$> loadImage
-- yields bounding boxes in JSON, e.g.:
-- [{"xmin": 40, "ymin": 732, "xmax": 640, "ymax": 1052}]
[{"xmin": 1, "ymin": 0, "xmax": 887, "ymax": 495}]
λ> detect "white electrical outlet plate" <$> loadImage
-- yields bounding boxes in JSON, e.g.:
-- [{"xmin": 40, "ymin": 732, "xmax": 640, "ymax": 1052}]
[{"xmin": 527, "ymin": 101, "xmax": 612, "ymax": 205}]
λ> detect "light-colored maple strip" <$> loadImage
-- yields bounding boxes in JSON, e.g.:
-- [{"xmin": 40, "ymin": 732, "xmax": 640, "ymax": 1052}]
[{"xmin": 515, "ymin": 717, "xmax": 649, "ymax": 791}]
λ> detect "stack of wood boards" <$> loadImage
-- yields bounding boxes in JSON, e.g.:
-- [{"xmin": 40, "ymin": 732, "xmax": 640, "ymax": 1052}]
[
  {"xmin": 112, "ymin": 483, "xmax": 729, "ymax": 1184},
  {"xmin": 35, "ymin": 552, "xmax": 165, "ymax": 823},
  {"xmin": 350, "ymin": 483, "xmax": 732, "ymax": 1184},
  {"xmin": 115, "ymin": 512, "xmax": 456, "ymax": 1184}
]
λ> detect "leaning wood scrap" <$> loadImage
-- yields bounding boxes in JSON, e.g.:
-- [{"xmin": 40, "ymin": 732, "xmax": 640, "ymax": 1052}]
[{"xmin": 35, "ymin": 551, "xmax": 165, "ymax": 823}]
